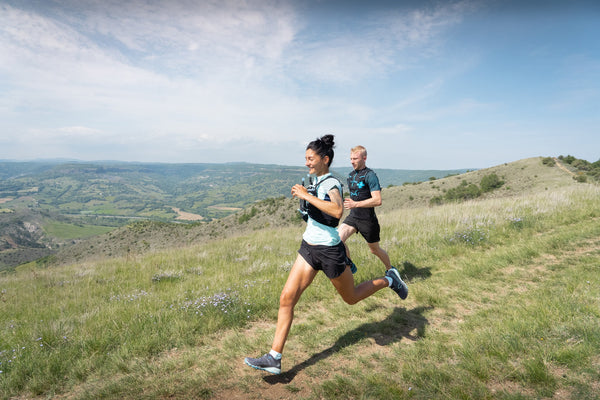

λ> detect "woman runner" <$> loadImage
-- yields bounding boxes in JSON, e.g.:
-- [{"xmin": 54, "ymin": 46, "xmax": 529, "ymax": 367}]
[{"xmin": 244, "ymin": 134, "xmax": 408, "ymax": 374}]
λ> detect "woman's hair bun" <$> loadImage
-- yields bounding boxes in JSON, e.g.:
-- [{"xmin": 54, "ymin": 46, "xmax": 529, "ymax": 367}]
[
  {"xmin": 320, "ymin": 134, "xmax": 335, "ymax": 148},
  {"xmin": 306, "ymin": 134, "xmax": 336, "ymax": 166}
]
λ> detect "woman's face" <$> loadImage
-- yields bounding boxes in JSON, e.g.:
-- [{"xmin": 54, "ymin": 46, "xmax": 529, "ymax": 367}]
[{"xmin": 305, "ymin": 149, "xmax": 329, "ymax": 176}]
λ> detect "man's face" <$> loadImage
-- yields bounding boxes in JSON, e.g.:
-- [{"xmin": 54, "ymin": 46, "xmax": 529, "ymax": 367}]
[{"xmin": 350, "ymin": 151, "xmax": 366, "ymax": 170}]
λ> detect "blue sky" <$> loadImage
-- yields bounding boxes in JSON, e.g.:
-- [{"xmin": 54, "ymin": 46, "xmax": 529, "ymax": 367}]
[{"xmin": 1, "ymin": 0, "xmax": 598, "ymax": 170}]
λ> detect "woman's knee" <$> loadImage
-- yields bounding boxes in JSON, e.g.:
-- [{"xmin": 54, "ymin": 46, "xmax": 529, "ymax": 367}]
[
  {"xmin": 343, "ymin": 296, "xmax": 359, "ymax": 305},
  {"xmin": 338, "ymin": 291, "xmax": 359, "ymax": 305},
  {"xmin": 279, "ymin": 288, "xmax": 299, "ymax": 308}
]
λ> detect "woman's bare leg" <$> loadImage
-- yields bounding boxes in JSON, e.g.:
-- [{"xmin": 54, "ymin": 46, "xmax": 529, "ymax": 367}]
[
  {"xmin": 329, "ymin": 267, "xmax": 388, "ymax": 305},
  {"xmin": 271, "ymin": 254, "xmax": 318, "ymax": 353}
]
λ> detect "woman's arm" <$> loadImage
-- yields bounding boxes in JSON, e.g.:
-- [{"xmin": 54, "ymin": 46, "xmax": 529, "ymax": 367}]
[{"xmin": 291, "ymin": 185, "xmax": 343, "ymax": 219}]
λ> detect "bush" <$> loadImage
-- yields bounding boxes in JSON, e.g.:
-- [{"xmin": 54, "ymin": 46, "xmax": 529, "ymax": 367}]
[
  {"xmin": 238, "ymin": 206, "xmax": 258, "ymax": 224},
  {"xmin": 574, "ymin": 173, "xmax": 587, "ymax": 183},
  {"xmin": 542, "ymin": 157, "xmax": 555, "ymax": 166},
  {"xmin": 559, "ymin": 155, "xmax": 577, "ymax": 164},
  {"xmin": 430, "ymin": 196, "xmax": 443, "ymax": 206},
  {"xmin": 572, "ymin": 159, "xmax": 591, "ymax": 171},
  {"xmin": 430, "ymin": 173, "xmax": 506, "ymax": 206},
  {"xmin": 445, "ymin": 181, "xmax": 481, "ymax": 201},
  {"xmin": 480, "ymin": 173, "xmax": 504, "ymax": 193}
]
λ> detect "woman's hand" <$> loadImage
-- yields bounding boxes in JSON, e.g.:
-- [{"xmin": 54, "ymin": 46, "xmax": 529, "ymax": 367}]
[
  {"xmin": 292, "ymin": 184, "xmax": 343, "ymax": 220},
  {"xmin": 291, "ymin": 184, "xmax": 309, "ymax": 200}
]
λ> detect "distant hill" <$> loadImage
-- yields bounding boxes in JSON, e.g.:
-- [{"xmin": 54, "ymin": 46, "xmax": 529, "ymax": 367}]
[
  {"xmin": 30, "ymin": 156, "xmax": 583, "ymax": 269},
  {"xmin": 0, "ymin": 160, "xmax": 468, "ymax": 221},
  {"xmin": 0, "ymin": 160, "xmax": 469, "ymax": 270}
]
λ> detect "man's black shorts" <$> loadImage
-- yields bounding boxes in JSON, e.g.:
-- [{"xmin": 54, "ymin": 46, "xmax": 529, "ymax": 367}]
[
  {"xmin": 342, "ymin": 214, "xmax": 381, "ymax": 243},
  {"xmin": 298, "ymin": 240, "xmax": 347, "ymax": 279}
]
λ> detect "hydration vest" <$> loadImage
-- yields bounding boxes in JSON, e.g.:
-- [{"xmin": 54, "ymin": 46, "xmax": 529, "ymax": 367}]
[
  {"xmin": 298, "ymin": 175, "xmax": 342, "ymax": 227},
  {"xmin": 347, "ymin": 167, "xmax": 377, "ymax": 219}
]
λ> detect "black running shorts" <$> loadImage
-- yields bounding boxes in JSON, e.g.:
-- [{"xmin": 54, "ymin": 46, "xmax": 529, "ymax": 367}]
[
  {"xmin": 298, "ymin": 240, "xmax": 347, "ymax": 279},
  {"xmin": 342, "ymin": 214, "xmax": 381, "ymax": 243}
]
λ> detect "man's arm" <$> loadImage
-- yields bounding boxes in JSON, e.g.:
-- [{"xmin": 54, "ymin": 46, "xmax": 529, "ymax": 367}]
[{"xmin": 343, "ymin": 190, "xmax": 382, "ymax": 210}]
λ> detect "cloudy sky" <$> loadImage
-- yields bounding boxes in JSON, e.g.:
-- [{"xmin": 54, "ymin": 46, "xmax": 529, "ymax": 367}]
[{"xmin": 1, "ymin": 0, "xmax": 599, "ymax": 170}]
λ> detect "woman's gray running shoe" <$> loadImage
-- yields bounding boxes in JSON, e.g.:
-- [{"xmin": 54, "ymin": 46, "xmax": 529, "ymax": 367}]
[
  {"xmin": 386, "ymin": 267, "xmax": 408, "ymax": 299},
  {"xmin": 244, "ymin": 353, "xmax": 281, "ymax": 374}
]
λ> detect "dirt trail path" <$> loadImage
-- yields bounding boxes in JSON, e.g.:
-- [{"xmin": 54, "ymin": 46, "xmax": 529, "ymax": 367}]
[{"xmin": 553, "ymin": 157, "xmax": 576, "ymax": 177}]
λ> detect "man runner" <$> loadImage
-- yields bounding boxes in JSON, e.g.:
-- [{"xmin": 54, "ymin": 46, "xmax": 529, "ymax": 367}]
[{"xmin": 339, "ymin": 146, "xmax": 402, "ymax": 287}]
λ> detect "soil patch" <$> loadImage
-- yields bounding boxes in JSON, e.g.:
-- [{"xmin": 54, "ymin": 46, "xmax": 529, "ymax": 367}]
[{"xmin": 171, "ymin": 207, "xmax": 204, "ymax": 221}]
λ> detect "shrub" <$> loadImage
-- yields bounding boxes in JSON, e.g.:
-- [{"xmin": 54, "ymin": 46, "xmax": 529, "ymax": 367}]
[
  {"xmin": 480, "ymin": 173, "xmax": 504, "ymax": 193},
  {"xmin": 541, "ymin": 157, "xmax": 555, "ymax": 166},
  {"xmin": 559, "ymin": 155, "xmax": 576, "ymax": 164},
  {"xmin": 574, "ymin": 173, "xmax": 587, "ymax": 183},
  {"xmin": 430, "ymin": 196, "xmax": 443, "ymax": 206},
  {"xmin": 238, "ymin": 206, "xmax": 258, "ymax": 223},
  {"xmin": 572, "ymin": 159, "xmax": 591, "ymax": 171},
  {"xmin": 445, "ymin": 181, "xmax": 481, "ymax": 201}
]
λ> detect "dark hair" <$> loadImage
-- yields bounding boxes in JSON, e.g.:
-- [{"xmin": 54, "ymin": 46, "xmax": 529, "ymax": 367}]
[{"xmin": 306, "ymin": 134, "xmax": 335, "ymax": 166}]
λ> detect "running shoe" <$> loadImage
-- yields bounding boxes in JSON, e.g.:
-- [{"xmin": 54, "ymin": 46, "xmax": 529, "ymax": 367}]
[
  {"xmin": 386, "ymin": 267, "xmax": 408, "ymax": 300},
  {"xmin": 244, "ymin": 353, "xmax": 281, "ymax": 374}
]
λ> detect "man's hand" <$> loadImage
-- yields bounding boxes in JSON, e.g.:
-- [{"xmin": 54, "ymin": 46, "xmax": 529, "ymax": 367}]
[
  {"xmin": 344, "ymin": 198, "xmax": 358, "ymax": 210},
  {"xmin": 344, "ymin": 190, "xmax": 382, "ymax": 209}
]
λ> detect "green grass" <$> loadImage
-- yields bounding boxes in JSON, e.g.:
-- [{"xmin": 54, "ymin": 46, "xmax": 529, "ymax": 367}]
[
  {"xmin": 1, "ymin": 184, "xmax": 599, "ymax": 399},
  {"xmin": 42, "ymin": 220, "xmax": 115, "ymax": 240}
]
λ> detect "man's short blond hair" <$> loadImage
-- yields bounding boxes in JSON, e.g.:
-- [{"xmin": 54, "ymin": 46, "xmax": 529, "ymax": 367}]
[{"xmin": 351, "ymin": 145, "xmax": 367, "ymax": 157}]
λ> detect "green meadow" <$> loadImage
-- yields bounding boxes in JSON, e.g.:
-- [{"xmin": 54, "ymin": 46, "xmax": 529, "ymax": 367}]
[
  {"xmin": 1, "ymin": 160, "xmax": 599, "ymax": 399},
  {"xmin": 42, "ymin": 220, "xmax": 115, "ymax": 241}
]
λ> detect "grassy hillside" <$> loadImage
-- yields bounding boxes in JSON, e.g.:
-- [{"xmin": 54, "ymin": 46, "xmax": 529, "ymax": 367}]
[
  {"xmin": 1, "ymin": 157, "xmax": 599, "ymax": 399},
  {"xmin": 40, "ymin": 157, "xmax": 579, "ymax": 267}
]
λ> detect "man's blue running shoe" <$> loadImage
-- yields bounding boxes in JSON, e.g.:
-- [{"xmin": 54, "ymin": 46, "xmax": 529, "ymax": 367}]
[
  {"xmin": 386, "ymin": 267, "xmax": 408, "ymax": 300},
  {"xmin": 346, "ymin": 256, "xmax": 357, "ymax": 274},
  {"xmin": 350, "ymin": 260, "xmax": 357, "ymax": 274},
  {"xmin": 244, "ymin": 353, "xmax": 281, "ymax": 374}
]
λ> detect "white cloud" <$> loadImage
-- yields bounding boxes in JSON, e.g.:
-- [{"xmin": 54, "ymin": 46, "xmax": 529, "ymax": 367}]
[{"xmin": 3, "ymin": 0, "xmax": 596, "ymax": 169}]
